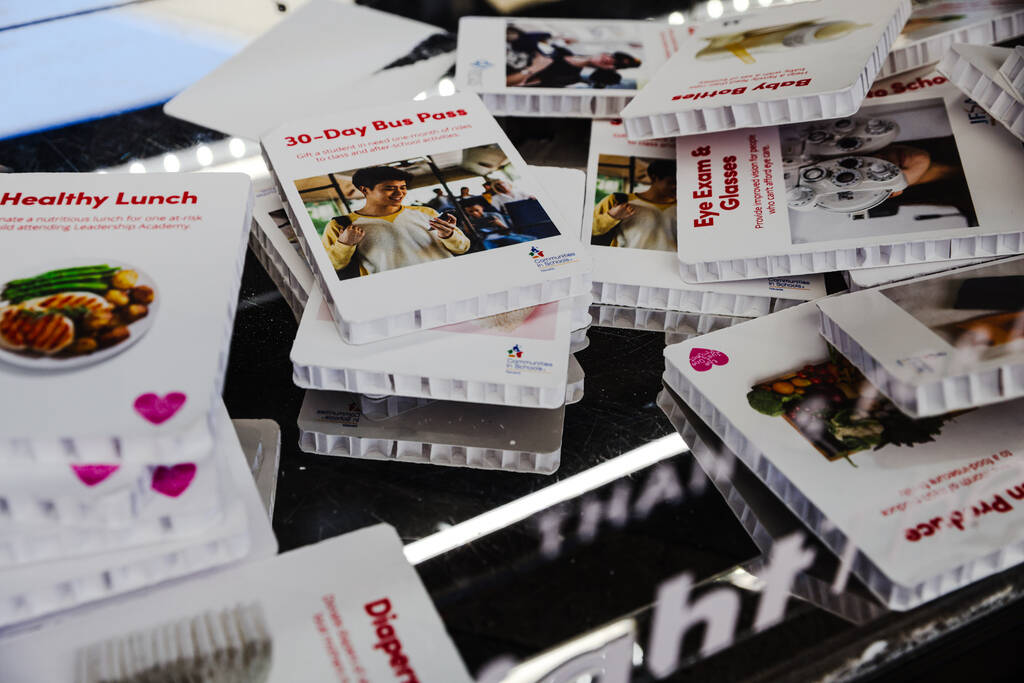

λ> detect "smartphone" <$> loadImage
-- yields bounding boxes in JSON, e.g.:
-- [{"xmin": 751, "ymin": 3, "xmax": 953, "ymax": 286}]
[
  {"xmin": 331, "ymin": 215, "xmax": 352, "ymax": 229},
  {"xmin": 612, "ymin": 192, "xmax": 629, "ymax": 204}
]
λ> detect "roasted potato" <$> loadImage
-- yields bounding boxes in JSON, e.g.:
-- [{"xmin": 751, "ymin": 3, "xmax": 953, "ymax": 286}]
[
  {"xmin": 117, "ymin": 304, "xmax": 148, "ymax": 323},
  {"xmin": 68, "ymin": 337, "xmax": 98, "ymax": 355},
  {"xmin": 130, "ymin": 286, "xmax": 154, "ymax": 304},
  {"xmin": 111, "ymin": 269, "xmax": 139, "ymax": 290},
  {"xmin": 82, "ymin": 310, "xmax": 115, "ymax": 332},
  {"xmin": 97, "ymin": 326, "xmax": 130, "ymax": 348},
  {"xmin": 105, "ymin": 289, "xmax": 130, "ymax": 307}
]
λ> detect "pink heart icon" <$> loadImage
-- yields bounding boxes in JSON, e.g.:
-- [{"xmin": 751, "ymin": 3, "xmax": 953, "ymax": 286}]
[
  {"xmin": 689, "ymin": 347, "xmax": 729, "ymax": 372},
  {"xmin": 151, "ymin": 463, "xmax": 197, "ymax": 497},
  {"xmin": 133, "ymin": 392, "xmax": 187, "ymax": 425},
  {"xmin": 71, "ymin": 464, "xmax": 119, "ymax": 487}
]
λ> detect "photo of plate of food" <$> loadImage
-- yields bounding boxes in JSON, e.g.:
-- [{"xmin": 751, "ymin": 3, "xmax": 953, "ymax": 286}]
[
  {"xmin": 0, "ymin": 262, "xmax": 158, "ymax": 370},
  {"xmin": 745, "ymin": 347, "xmax": 959, "ymax": 464}
]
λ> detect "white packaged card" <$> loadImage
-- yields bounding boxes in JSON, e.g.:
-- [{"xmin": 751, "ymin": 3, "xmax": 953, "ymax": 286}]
[
  {"xmin": 589, "ymin": 303, "xmax": 750, "ymax": 337},
  {"xmin": 0, "ymin": 454, "xmax": 226, "ymax": 567},
  {"xmin": 262, "ymin": 93, "xmax": 591, "ymax": 344},
  {"xmin": 584, "ymin": 119, "xmax": 826, "ymax": 313},
  {"xmin": 674, "ymin": 81, "xmax": 1024, "ymax": 283},
  {"xmin": 299, "ymin": 390, "xmax": 567, "ymax": 474},
  {"xmin": 863, "ymin": 63, "xmax": 959, "ymax": 102},
  {"xmin": 455, "ymin": 17, "xmax": 681, "ymax": 118},
  {"xmin": 938, "ymin": 42, "xmax": 1024, "ymax": 141},
  {"xmin": 249, "ymin": 179, "xmax": 313, "ymax": 321},
  {"xmin": 233, "ymin": 418, "xmax": 281, "ymax": 519},
  {"xmin": 292, "ymin": 288, "xmax": 585, "ymax": 408},
  {"xmin": 663, "ymin": 302, "xmax": 1024, "ymax": 610},
  {"xmin": 164, "ymin": 0, "xmax": 456, "ymax": 140},
  {"xmin": 0, "ymin": 173, "xmax": 252, "ymax": 463},
  {"xmin": 356, "ymin": 353, "xmax": 584, "ymax": 419},
  {"xmin": 0, "ymin": 403, "xmax": 277, "ymax": 629},
  {"xmin": 0, "ymin": 525, "xmax": 471, "ymax": 683},
  {"xmin": 845, "ymin": 256, "xmax": 995, "ymax": 290},
  {"xmin": 819, "ymin": 256, "xmax": 1024, "ymax": 416},
  {"xmin": 1000, "ymin": 44, "xmax": 1024, "ymax": 94},
  {"xmin": 619, "ymin": 0, "xmax": 911, "ymax": 140},
  {"xmin": 249, "ymin": 166, "xmax": 589, "ymax": 323},
  {"xmin": 880, "ymin": 0, "xmax": 1024, "ymax": 79}
]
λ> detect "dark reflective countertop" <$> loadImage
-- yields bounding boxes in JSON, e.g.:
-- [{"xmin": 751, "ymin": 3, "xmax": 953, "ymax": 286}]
[{"xmin": 3, "ymin": 2, "xmax": 1024, "ymax": 681}]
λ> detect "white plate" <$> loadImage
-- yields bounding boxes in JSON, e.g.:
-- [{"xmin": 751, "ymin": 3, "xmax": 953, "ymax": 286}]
[{"xmin": 0, "ymin": 261, "xmax": 159, "ymax": 371}]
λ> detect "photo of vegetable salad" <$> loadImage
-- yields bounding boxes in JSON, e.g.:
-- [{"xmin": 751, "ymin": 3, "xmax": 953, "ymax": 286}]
[
  {"xmin": 0, "ymin": 264, "xmax": 156, "ymax": 363},
  {"xmin": 746, "ymin": 347, "xmax": 957, "ymax": 463}
]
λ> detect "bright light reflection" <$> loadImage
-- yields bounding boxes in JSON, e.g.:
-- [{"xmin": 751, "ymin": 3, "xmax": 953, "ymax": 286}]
[
  {"xmin": 413, "ymin": 90, "xmax": 428, "ymax": 101},
  {"xmin": 668, "ymin": 11, "xmax": 685, "ymax": 24},
  {"xmin": 438, "ymin": 78, "xmax": 455, "ymax": 96},
  {"xmin": 162, "ymin": 154, "xmax": 180, "ymax": 172},
  {"xmin": 707, "ymin": 0, "xmax": 724, "ymax": 18},
  {"xmin": 500, "ymin": 619, "xmax": 637, "ymax": 683},
  {"xmin": 759, "ymin": 0, "xmax": 774, "ymax": 6},
  {"xmin": 403, "ymin": 433, "xmax": 687, "ymax": 564},
  {"xmin": 734, "ymin": 0, "xmax": 750, "ymax": 10},
  {"xmin": 229, "ymin": 138, "xmax": 247, "ymax": 158},
  {"xmin": 128, "ymin": 162, "xmax": 145, "ymax": 174},
  {"xmin": 196, "ymin": 144, "xmax": 214, "ymax": 166}
]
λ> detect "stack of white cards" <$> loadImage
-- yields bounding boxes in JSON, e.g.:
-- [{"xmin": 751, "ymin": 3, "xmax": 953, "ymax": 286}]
[
  {"xmin": 938, "ymin": 42, "xmax": 1024, "ymax": 141},
  {"xmin": 880, "ymin": 1, "xmax": 1024, "ymax": 79},
  {"xmin": 619, "ymin": 0, "xmax": 912, "ymax": 138},
  {"xmin": 581, "ymin": 118, "xmax": 826, "ymax": 338},
  {"xmin": 455, "ymin": 17, "xmax": 684, "ymax": 118},
  {"xmin": 0, "ymin": 525, "xmax": 472, "ymax": 683},
  {"xmin": 451, "ymin": 1, "xmax": 1024, "ymax": 296},
  {"xmin": 674, "ymin": 77, "xmax": 1024, "ymax": 283},
  {"xmin": 258, "ymin": 94, "xmax": 594, "ymax": 473},
  {"xmin": 661, "ymin": 302, "xmax": 1024, "ymax": 610},
  {"xmin": 0, "ymin": 174, "xmax": 276, "ymax": 627}
]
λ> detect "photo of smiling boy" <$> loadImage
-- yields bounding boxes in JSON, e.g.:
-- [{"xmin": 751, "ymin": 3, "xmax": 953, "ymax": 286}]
[{"xmin": 320, "ymin": 166, "xmax": 471, "ymax": 278}]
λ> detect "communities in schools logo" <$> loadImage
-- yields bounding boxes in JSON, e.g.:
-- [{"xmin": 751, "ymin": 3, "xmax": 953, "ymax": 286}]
[
  {"xmin": 505, "ymin": 343, "xmax": 553, "ymax": 376},
  {"xmin": 529, "ymin": 245, "xmax": 580, "ymax": 272},
  {"xmin": 471, "ymin": 59, "xmax": 494, "ymax": 70}
]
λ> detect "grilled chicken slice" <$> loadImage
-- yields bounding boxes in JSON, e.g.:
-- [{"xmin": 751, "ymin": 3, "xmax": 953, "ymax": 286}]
[
  {"xmin": 28, "ymin": 292, "xmax": 113, "ymax": 315},
  {"xmin": 0, "ymin": 306, "xmax": 75, "ymax": 354}
]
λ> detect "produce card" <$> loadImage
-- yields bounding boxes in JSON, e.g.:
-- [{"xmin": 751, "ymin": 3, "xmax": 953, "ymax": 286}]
[{"xmin": 663, "ymin": 302, "xmax": 1024, "ymax": 609}]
